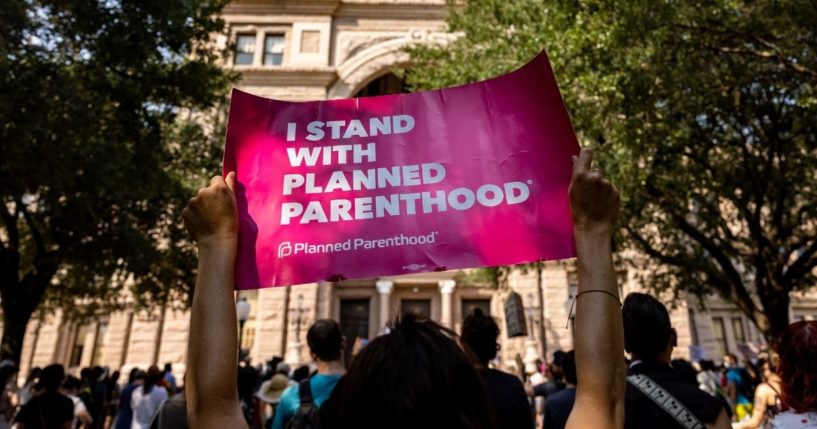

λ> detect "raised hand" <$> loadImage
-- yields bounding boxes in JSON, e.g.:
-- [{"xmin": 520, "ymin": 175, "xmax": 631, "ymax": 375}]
[
  {"xmin": 182, "ymin": 172, "xmax": 238, "ymax": 244},
  {"xmin": 569, "ymin": 148, "xmax": 620, "ymax": 237}
]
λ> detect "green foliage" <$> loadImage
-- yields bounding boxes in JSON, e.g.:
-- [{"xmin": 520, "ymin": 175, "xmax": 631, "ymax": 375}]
[
  {"xmin": 0, "ymin": 0, "xmax": 235, "ymax": 350},
  {"xmin": 408, "ymin": 0, "xmax": 817, "ymax": 339}
]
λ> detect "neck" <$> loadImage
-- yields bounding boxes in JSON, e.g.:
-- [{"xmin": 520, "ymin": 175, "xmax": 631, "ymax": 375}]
[
  {"xmin": 632, "ymin": 354, "xmax": 671, "ymax": 366},
  {"xmin": 316, "ymin": 360, "xmax": 345, "ymax": 375}
]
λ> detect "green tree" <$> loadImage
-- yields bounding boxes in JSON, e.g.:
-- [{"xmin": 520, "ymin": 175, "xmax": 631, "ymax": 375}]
[
  {"xmin": 407, "ymin": 0, "xmax": 817, "ymax": 341},
  {"xmin": 0, "ymin": 0, "xmax": 235, "ymax": 363}
]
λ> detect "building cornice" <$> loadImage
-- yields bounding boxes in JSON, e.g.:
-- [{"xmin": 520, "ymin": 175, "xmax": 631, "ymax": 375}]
[
  {"xmin": 224, "ymin": 1, "xmax": 341, "ymax": 16},
  {"xmin": 236, "ymin": 67, "xmax": 338, "ymax": 87},
  {"xmin": 334, "ymin": 3, "xmax": 448, "ymax": 20}
]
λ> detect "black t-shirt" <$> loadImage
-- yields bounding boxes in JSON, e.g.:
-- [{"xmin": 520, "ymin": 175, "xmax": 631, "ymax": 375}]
[
  {"xmin": 544, "ymin": 387, "xmax": 576, "ymax": 429},
  {"xmin": 482, "ymin": 368, "xmax": 534, "ymax": 429},
  {"xmin": 15, "ymin": 391, "xmax": 74, "ymax": 429},
  {"xmin": 625, "ymin": 361, "xmax": 725, "ymax": 429}
]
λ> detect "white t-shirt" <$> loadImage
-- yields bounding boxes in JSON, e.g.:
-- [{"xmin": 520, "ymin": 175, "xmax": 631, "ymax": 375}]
[
  {"xmin": 67, "ymin": 394, "xmax": 88, "ymax": 429},
  {"xmin": 130, "ymin": 385, "xmax": 168, "ymax": 429},
  {"xmin": 773, "ymin": 411, "xmax": 817, "ymax": 428}
]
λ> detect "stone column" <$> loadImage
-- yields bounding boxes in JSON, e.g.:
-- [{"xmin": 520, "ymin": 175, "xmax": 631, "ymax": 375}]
[
  {"xmin": 438, "ymin": 280, "xmax": 456, "ymax": 328},
  {"xmin": 376, "ymin": 280, "xmax": 394, "ymax": 329}
]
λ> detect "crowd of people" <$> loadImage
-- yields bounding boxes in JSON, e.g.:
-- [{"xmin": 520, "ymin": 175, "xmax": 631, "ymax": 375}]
[
  {"xmin": 180, "ymin": 149, "xmax": 817, "ymax": 429},
  {"xmin": 0, "ymin": 361, "xmax": 181, "ymax": 428},
  {"xmin": 1, "ymin": 149, "xmax": 815, "ymax": 428}
]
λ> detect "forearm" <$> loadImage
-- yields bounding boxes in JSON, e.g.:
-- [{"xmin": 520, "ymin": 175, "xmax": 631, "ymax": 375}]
[
  {"xmin": 186, "ymin": 237, "xmax": 242, "ymax": 421},
  {"xmin": 572, "ymin": 231, "xmax": 625, "ymax": 422}
]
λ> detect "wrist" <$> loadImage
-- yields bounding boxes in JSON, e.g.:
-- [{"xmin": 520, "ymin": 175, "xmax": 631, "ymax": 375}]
[
  {"xmin": 197, "ymin": 233, "xmax": 238, "ymax": 251},
  {"xmin": 574, "ymin": 227, "xmax": 614, "ymax": 243}
]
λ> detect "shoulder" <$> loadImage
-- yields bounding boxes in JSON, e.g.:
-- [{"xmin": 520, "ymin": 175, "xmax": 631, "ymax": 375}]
[
  {"xmin": 773, "ymin": 411, "xmax": 817, "ymax": 428},
  {"xmin": 280, "ymin": 384, "xmax": 299, "ymax": 405}
]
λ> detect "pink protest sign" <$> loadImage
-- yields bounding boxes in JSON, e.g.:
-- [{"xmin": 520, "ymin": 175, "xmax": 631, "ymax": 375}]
[{"xmin": 223, "ymin": 51, "xmax": 579, "ymax": 289}]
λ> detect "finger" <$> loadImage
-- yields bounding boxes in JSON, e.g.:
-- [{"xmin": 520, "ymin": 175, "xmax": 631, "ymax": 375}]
[
  {"xmin": 210, "ymin": 175, "xmax": 224, "ymax": 188},
  {"xmin": 572, "ymin": 148, "xmax": 593, "ymax": 178},
  {"xmin": 225, "ymin": 171, "xmax": 236, "ymax": 193}
]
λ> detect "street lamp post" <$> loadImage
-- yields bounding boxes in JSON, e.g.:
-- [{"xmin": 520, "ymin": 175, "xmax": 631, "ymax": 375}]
[{"xmin": 236, "ymin": 297, "xmax": 251, "ymax": 359}]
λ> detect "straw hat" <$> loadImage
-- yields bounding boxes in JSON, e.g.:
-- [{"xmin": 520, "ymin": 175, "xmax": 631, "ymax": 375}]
[{"xmin": 256, "ymin": 374, "xmax": 289, "ymax": 404}]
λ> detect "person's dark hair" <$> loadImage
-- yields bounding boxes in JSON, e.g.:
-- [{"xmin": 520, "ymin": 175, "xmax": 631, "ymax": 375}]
[
  {"xmin": 62, "ymin": 375, "xmax": 82, "ymax": 391},
  {"xmin": 90, "ymin": 366, "xmax": 104, "ymax": 383},
  {"xmin": 38, "ymin": 364, "xmax": 65, "ymax": 391},
  {"xmin": 128, "ymin": 367, "xmax": 141, "ymax": 384},
  {"xmin": 307, "ymin": 319, "xmax": 344, "ymax": 362},
  {"xmin": 461, "ymin": 308, "xmax": 500, "ymax": 364},
  {"xmin": 699, "ymin": 359, "xmax": 716, "ymax": 372},
  {"xmin": 776, "ymin": 321, "xmax": 817, "ymax": 413},
  {"xmin": 25, "ymin": 367, "xmax": 41, "ymax": 385},
  {"xmin": 110, "ymin": 370, "xmax": 120, "ymax": 384},
  {"xmin": 144, "ymin": 365, "xmax": 162, "ymax": 394},
  {"xmin": 320, "ymin": 314, "xmax": 495, "ymax": 429},
  {"xmin": 562, "ymin": 350, "xmax": 577, "ymax": 386},
  {"xmin": 80, "ymin": 367, "xmax": 91, "ymax": 381},
  {"xmin": 164, "ymin": 363, "xmax": 172, "ymax": 374},
  {"xmin": 552, "ymin": 350, "xmax": 568, "ymax": 367},
  {"xmin": 292, "ymin": 365, "xmax": 310, "ymax": 383},
  {"xmin": 0, "ymin": 365, "xmax": 17, "ymax": 386},
  {"xmin": 672, "ymin": 359, "xmax": 699, "ymax": 386},
  {"xmin": 237, "ymin": 364, "xmax": 259, "ymax": 402},
  {"xmin": 622, "ymin": 293, "xmax": 672, "ymax": 360}
]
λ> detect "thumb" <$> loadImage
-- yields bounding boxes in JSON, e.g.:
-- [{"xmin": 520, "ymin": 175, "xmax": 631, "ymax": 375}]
[{"xmin": 225, "ymin": 171, "xmax": 236, "ymax": 193}]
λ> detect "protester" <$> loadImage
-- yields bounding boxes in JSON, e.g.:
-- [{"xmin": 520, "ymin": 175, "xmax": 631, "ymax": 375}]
[
  {"xmin": 0, "ymin": 364, "xmax": 17, "ymax": 429},
  {"xmin": 544, "ymin": 350, "xmax": 577, "ymax": 429},
  {"xmin": 19, "ymin": 367, "xmax": 41, "ymax": 406},
  {"xmin": 106, "ymin": 370, "xmax": 122, "ymax": 428},
  {"xmin": 130, "ymin": 366, "xmax": 168, "ymax": 429},
  {"xmin": 237, "ymin": 363, "xmax": 260, "ymax": 425},
  {"xmin": 148, "ymin": 389, "xmax": 187, "ymax": 429},
  {"xmin": 86, "ymin": 366, "xmax": 108, "ymax": 429},
  {"xmin": 772, "ymin": 321, "xmax": 817, "ymax": 428},
  {"xmin": 13, "ymin": 364, "xmax": 74, "ymax": 429},
  {"xmin": 162, "ymin": 364, "xmax": 177, "ymax": 392},
  {"xmin": 317, "ymin": 313, "xmax": 495, "ymax": 428},
  {"xmin": 734, "ymin": 357, "xmax": 782, "ymax": 429},
  {"xmin": 255, "ymin": 373, "xmax": 289, "ymax": 428},
  {"xmin": 271, "ymin": 319, "xmax": 346, "ymax": 429},
  {"xmin": 114, "ymin": 369, "xmax": 143, "ymax": 429},
  {"xmin": 534, "ymin": 351, "xmax": 568, "ymax": 399},
  {"xmin": 182, "ymin": 148, "xmax": 626, "ymax": 429},
  {"xmin": 291, "ymin": 366, "xmax": 310, "ymax": 384},
  {"xmin": 63, "ymin": 375, "xmax": 94, "ymax": 428},
  {"xmin": 622, "ymin": 293, "xmax": 730, "ymax": 429},
  {"xmin": 725, "ymin": 353, "xmax": 755, "ymax": 422},
  {"xmin": 461, "ymin": 308, "xmax": 533, "ymax": 429}
]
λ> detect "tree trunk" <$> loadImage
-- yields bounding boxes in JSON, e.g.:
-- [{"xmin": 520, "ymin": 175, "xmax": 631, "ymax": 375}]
[
  {"xmin": 0, "ymin": 305, "xmax": 32, "ymax": 364},
  {"xmin": 755, "ymin": 284, "xmax": 791, "ymax": 344}
]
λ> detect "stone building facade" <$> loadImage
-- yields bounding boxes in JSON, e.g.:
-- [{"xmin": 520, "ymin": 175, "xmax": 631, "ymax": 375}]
[{"xmin": 14, "ymin": 0, "xmax": 817, "ymax": 382}]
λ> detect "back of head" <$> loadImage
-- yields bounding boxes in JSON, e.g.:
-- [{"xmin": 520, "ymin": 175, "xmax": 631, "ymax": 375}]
[
  {"xmin": 324, "ymin": 314, "xmax": 495, "ymax": 429},
  {"xmin": 39, "ymin": 364, "xmax": 65, "ymax": 391},
  {"xmin": 144, "ymin": 365, "xmax": 162, "ymax": 393},
  {"xmin": 63, "ymin": 375, "xmax": 82, "ymax": 392},
  {"xmin": 461, "ymin": 308, "xmax": 500, "ymax": 365},
  {"xmin": 307, "ymin": 319, "xmax": 344, "ymax": 362},
  {"xmin": 622, "ymin": 293, "xmax": 672, "ymax": 360},
  {"xmin": 562, "ymin": 351, "xmax": 577, "ymax": 386},
  {"xmin": 777, "ymin": 321, "xmax": 817, "ymax": 413}
]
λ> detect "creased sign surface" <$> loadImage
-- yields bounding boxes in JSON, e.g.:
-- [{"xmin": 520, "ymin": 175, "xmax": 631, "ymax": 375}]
[{"xmin": 223, "ymin": 51, "xmax": 579, "ymax": 289}]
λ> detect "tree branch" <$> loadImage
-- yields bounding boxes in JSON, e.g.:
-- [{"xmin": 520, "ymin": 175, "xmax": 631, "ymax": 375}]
[
  {"xmin": 785, "ymin": 238, "xmax": 817, "ymax": 283},
  {"xmin": 17, "ymin": 198, "xmax": 46, "ymax": 256},
  {"xmin": 0, "ymin": 197, "xmax": 19, "ymax": 251}
]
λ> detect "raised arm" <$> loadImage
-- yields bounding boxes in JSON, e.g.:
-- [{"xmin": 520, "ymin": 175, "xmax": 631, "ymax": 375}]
[
  {"xmin": 182, "ymin": 172, "xmax": 248, "ymax": 429},
  {"xmin": 565, "ymin": 148, "xmax": 626, "ymax": 429}
]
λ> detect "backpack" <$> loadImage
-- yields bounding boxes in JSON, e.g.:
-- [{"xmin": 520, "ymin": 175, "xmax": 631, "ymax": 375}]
[{"xmin": 285, "ymin": 379, "xmax": 322, "ymax": 429}]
